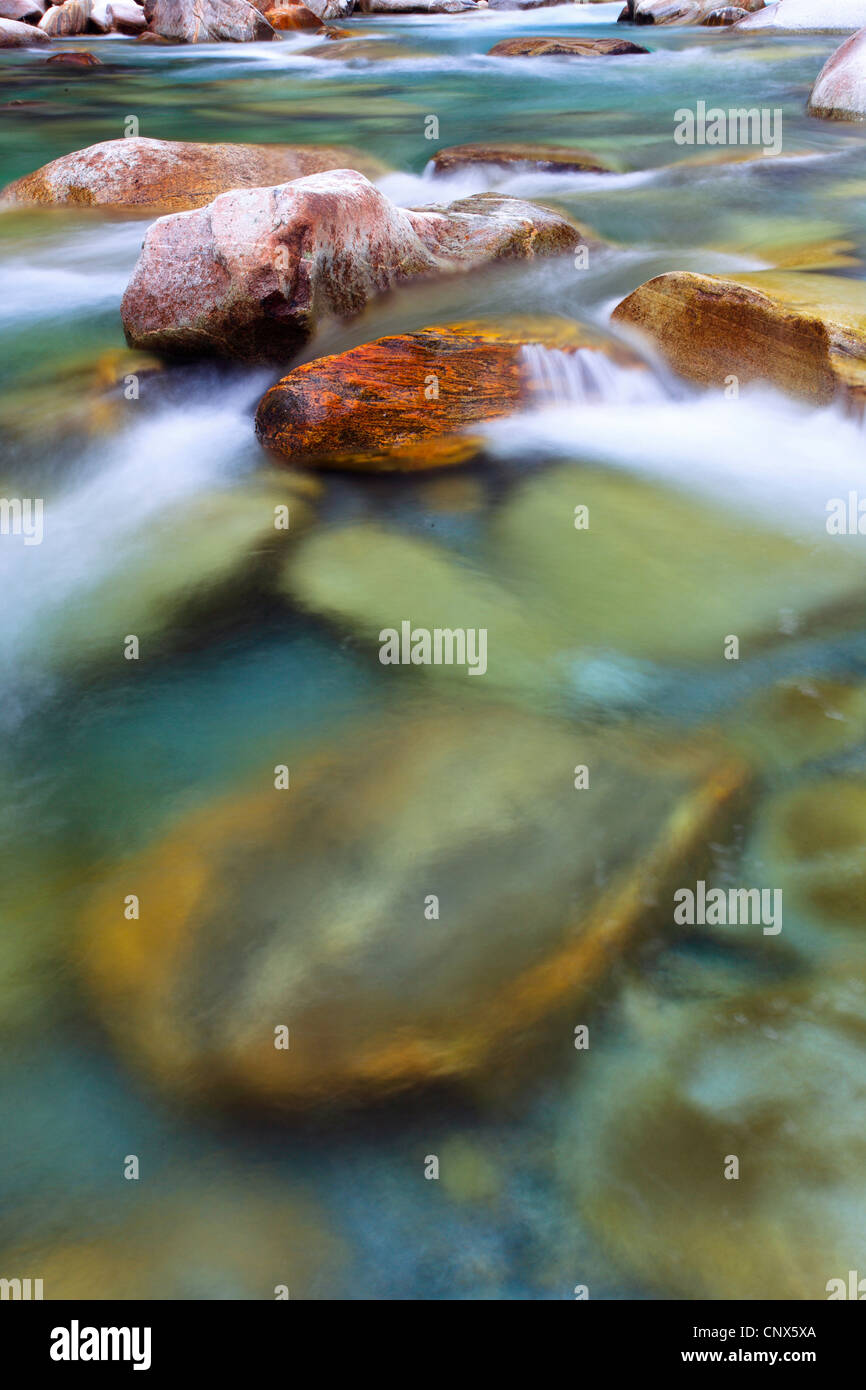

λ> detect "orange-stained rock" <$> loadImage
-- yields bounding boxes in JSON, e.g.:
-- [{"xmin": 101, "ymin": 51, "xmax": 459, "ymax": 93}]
[
  {"xmin": 488, "ymin": 35, "xmax": 649, "ymax": 55},
  {"xmin": 120, "ymin": 173, "xmax": 583, "ymax": 362},
  {"xmin": 78, "ymin": 708, "xmax": 747, "ymax": 1110},
  {"xmin": 255, "ymin": 317, "xmax": 629, "ymax": 470},
  {"xmin": 612, "ymin": 270, "xmax": 866, "ymax": 406},
  {"xmin": 46, "ymin": 47, "xmax": 103, "ymax": 63},
  {"xmin": 429, "ymin": 142, "xmax": 614, "ymax": 175},
  {"xmin": 264, "ymin": 1, "xmax": 322, "ymax": 25},
  {"xmin": 0, "ymin": 136, "xmax": 387, "ymax": 213}
]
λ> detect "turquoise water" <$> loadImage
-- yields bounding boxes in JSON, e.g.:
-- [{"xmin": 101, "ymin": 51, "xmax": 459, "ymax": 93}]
[{"xmin": 1, "ymin": 7, "xmax": 866, "ymax": 1300}]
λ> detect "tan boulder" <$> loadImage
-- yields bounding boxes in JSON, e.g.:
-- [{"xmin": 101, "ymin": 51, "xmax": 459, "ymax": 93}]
[
  {"xmin": 612, "ymin": 270, "xmax": 866, "ymax": 406},
  {"xmin": 38, "ymin": 0, "xmax": 87, "ymax": 31},
  {"xmin": 0, "ymin": 136, "xmax": 386, "ymax": 212},
  {"xmin": 142, "ymin": 0, "xmax": 276, "ymax": 39},
  {"xmin": 488, "ymin": 35, "xmax": 649, "ymax": 55}
]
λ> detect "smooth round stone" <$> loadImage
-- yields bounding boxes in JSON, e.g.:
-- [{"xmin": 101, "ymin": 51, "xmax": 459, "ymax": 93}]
[
  {"xmin": 561, "ymin": 971, "xmax": 866, "ymax": 1298},
  {"xmin": 77, "ymin": 708, "xmax": 744, "ymax": 1109}
]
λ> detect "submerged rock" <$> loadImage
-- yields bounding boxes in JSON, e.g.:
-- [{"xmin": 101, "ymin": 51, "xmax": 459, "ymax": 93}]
[
  {"xmin": 78, "ymin": 707, "xmax": 745, "ymax": 1108},
  {"xmin": 488, "ymin": 35, "xmax": 649, "ymax": 55},
  {"xmin": 0, "ymin": 137, "xmax": 386, "ymax": 212},
  {"xmin": 808, "ymin": 28, "xmax": 866, "ymax": 120},
  {"xmin": 143, "ymin": 0, "xmax": 275, "ymax": 39},
  {"xmin": 735, "ymin": 0, "xmax": 866, "ymax": 29},
  {"xmin": 121, "ymin": 174, "xmax": 581, "ymax": 363},
  {"xmin": 720, "ymin": 678, "xmax": 866, "ymax": 774},
  {"xmin": 255, "ymin": 317, "xmax": 615, "ymax": 470},
  {"xmin": 563, "ymin": 972, "xmax": 866, "ymax": 1298},
  {"xmin": 612, "ymin": 270, "xmax": 866, "ymax": 406},
  {"xmin": 282, "ymin": 467, "xmax": 866, "ymax": 706},
  {"xmin": 752, "ymin": 776, "xmax": 866, "ymax": 942},
  {"xmin": 0, "ymin": 13, "xmax": 50, "ymax": 37},
  {"xmin": 429, "ymin": 143, "xmax": 613, "ymax": 176},
  {"xmin": 2, "ymin": 1185, "xmax": 343, "ymax": 1298},
  {"xmin": 46, "ymin": 44, "xmax": 102, "ymax": 58}
]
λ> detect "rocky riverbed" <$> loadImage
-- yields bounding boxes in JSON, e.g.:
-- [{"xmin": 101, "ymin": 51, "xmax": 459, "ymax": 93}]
[{"xmin": 1, "ymin": 0, "xmax": 866, "ymax": 1302}]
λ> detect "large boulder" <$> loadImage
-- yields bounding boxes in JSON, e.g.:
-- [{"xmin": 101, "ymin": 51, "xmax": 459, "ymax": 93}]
[
  {"xmin": 106, "ymin": 0, "xmax": 146, "ymax": 28},
  {"xmin": 38, "ymin": 0, "xmax": 87, "ymax": 32},
  {"xmin": 0, "ymin": 137, "xmax": 386, "ymax": 212},
  {"xmin": 808, "ymin": 27, "xmax": 866, "ymax": 119},
  {"xmin": 612, "ymin": 270, "xmax": 866, "ymax": 406},
  {"xmin": 0, "ymin": 9, "xmax": 49, "ymax": 31},
  {"xmin": 300, "ymin": 0, "xmax": 352, "ymax": 15},
  {"xmin": 489, "ymin": 35, "xmax": 649, "ymax": 54},
  {"xmin": 735, "ymin": 0, "xmax": 866, "ymax": 29},
  {"xmin": 0, "ymin": 0, "xmax": 46, "ymax": 21},
  {"xmin": 78, "ymin": 707, "xmax": 745, "ymax": 1109},
  {"xmin": 356, "ymin": 0, "xmax": 472, "ymax": 10},
  {"xmin": 428, "ymin": 143, "xmax": 614, "ymax": 176},
  {"xmin": 142, "ymin": 0, "xmax": 275, "ymax": 40},
  {"xmin": 120, "ymin": 172, "xmax": 582, "ymax": 362},
  {"xmin": 255, "ymin": 318, "xmax": 635, "ymax": 471},
  {"xmin": 263, "ymin": 0, "xmax": 321, "ymax": 24}
]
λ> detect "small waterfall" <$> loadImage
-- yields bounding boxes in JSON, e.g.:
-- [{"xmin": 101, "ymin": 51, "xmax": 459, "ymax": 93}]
[{"xmin": 521, "ymin": 344, "xmax": 676, "ymax": 407}]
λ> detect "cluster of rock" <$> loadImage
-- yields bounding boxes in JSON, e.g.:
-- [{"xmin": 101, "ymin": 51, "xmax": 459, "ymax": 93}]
[{"xmin": 0, "ymin": 0, "xmax": 145, "ymax": 42}]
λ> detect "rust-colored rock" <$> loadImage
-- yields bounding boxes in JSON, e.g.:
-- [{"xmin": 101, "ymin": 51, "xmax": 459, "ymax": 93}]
[
  {"xmin": 612, "ymin": 270, "xmax": 866, "ymax": 407},
  {"xmin": 46, "ymin": 48, "xmax": 103, "ymax": 63},
  {"xmin": 121, "ymin": 173, "xmax": 583, "ymax": 363},
  {"xmin": 488, "ymin": 35, "xmax": 649, "ymax": 56},
  {"xmin": 0, "ymin": 136, "xmax": 387, "ymax": 213},
  {"xmin": 429, "ymin": 142, "xmax": 614, "ymax": 176},
  {"xmin": 264, "ymin": 1, "xmax": 321, "ymax": 25},
  {"xmin": 255, "ymin": 318, "xmax": 635, "ymax": 470}
]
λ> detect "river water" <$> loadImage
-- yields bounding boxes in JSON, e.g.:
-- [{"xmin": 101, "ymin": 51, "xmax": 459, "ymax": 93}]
[{"xmin": 1, "ymin": 5, "xmax": 866, "ymax": 1301}]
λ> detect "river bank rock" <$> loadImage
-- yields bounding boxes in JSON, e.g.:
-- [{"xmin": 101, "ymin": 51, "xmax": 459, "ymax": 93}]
[
  {"xmin": 255, "ymin": 318, "xmax": 631, "ymax": 470},
  {"xmin": 301, "ymin": 0, "xmax": 352, "ymax": 15},
  {"xmin": 428, "ymin": 143, "xmax": 614, "ymax": 176},
  {"xmin": 0, "ymin": 10, "xmax": 49, "ymax": 32},
  {"xmin": 735, "ymin": 0, "xmax": 866, "ymax": 29},
  {"xmin": 489, "ymin": 35, "xmax": 649, "ymax": 54},
  {"xmin": 0, "ymin": 0, "xmax": 45, "ymax": 20},
  {"xmin": 0, "ymin": 137, "xmax": 386, "ymax": 212},
  {"xmin": 2, "ymin": 1185, "xmax": 343, "ymax": 1298},
  {"xmin": 808, "ymin": 28, "xmax": 866, "ymax": 119},
  {"xmin": 143, "ymin": 0, "xmax": 275, "ymax": 41},
  {"xmin": 78, "ymin": 707, "xmax": 745, "ymax": 1109},
  {"xmin": 106, "ymin": 0, "xmax": 145, "ymax": 27},
  {"xmin": 38, "ymin": 0, "xmax": 87, "ymax": 31},
  {"xmin": 121, "ymin": 174, "xmax": 582, "ymax": 363},
  {"xmin": 563, "ymin": 972, "xmax": 866, "ymax": 1298},
  {"xmin": 612, "ymin": 270, "xmax": 866, "ymax": 406},
  {"xmin": 702, "ymin": 5, "xmax": 747, "ymax": 21}
]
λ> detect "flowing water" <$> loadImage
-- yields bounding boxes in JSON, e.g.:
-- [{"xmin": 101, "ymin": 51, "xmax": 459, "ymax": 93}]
[{"xmin": 2, "ymin": 6, "xmax": 866, "ymax": 1301}]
